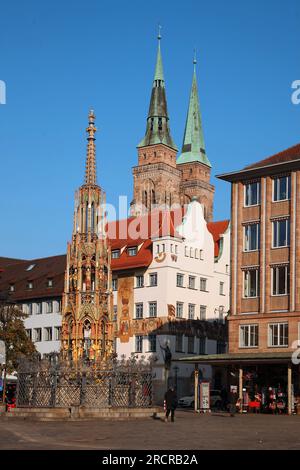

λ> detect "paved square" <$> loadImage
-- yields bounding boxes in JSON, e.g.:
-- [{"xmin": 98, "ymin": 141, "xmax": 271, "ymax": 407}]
[{"xmin": 1, "ymin": 410, "xmax": 300, "ymax": 450}]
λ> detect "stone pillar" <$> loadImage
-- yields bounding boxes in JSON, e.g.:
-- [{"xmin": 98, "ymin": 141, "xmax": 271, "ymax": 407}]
[
  {"xmin": 288, "ymin": 363, "xmax": 292, "ymax": 416},
  {"xmin": 239, "ymin": 366, "xmax": 243, "ymax": 413},
  {"xmin": 194, "ymin": 366, "xmax": 199, "ymax": 412}
]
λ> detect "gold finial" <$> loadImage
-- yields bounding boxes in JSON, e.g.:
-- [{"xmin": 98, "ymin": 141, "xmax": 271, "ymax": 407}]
[
  {"xmin": 158, "ymin": 24, "xmax": 162, "ymax": 41},
  {"xmin": 85, "ymin": 109, "xmax": 97, "ymax": 185}
]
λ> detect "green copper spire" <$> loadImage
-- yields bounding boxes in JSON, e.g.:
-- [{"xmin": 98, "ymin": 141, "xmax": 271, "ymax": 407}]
[
  {"xmin": 177, "ymin": 54, "xmax": 211, "ymax": 166},
  {"xmin": 154, "ymin": 25, "xmax": 164, "ymax": 82},
  {"xmin": 137, "ymin": 29, "xmax": 177, "ymax": 150}
]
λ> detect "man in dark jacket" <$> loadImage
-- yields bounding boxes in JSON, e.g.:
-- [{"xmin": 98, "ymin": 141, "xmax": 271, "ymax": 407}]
[{"xmin": 164, "ymin": 387, "xmax": 178, "ymax": 422}]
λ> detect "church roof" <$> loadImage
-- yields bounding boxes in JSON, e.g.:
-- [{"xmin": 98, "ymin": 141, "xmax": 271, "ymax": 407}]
[
  {"xmin": 177, "ymin": 58, "xmax": 211, "ymax": 167},
  {"xmin": 137, "ymin": 36, "xmax": 177, "ymax": 150}
]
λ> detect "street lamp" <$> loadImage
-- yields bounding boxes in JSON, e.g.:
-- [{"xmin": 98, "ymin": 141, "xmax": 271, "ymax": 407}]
[{"xmin": 173, "ymin": 365, "xmax": 179, "ymax": 392}]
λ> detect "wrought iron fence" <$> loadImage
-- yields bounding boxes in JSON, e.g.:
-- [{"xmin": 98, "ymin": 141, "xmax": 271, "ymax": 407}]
[{"xmin": 17, "ymin": 354, "xmax": 153, "ymax": 408}]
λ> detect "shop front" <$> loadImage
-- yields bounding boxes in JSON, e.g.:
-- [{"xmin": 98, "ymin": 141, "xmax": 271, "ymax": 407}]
[{"xmin": 178, "ymin": 352, "xmax": 300, "ymax": 415}]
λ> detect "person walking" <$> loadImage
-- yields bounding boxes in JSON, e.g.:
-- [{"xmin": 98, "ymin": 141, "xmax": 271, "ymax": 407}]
[
  {"xmin": 229, "ymin": 387, "xmax": 238, "ymax": 417},
  {"xmin": 164, "ymin": 386, "xmax": 178, "ymax": 422}
]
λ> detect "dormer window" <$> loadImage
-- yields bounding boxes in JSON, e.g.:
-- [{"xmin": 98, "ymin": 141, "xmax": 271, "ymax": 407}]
[
  {"xmin": 27, "ymin": 281, "xmax": 33, "ymax": 290},
  {"xmin": 9, "ymin": 284, "xmax": 15, "ymax": 292},
  {"xmin": 47, "ymin": 279, "xmax": 53, "ymax": 288},
  {"xmin": 112, "ymin": 250, "xmax": 120, "ymax": 259},
  {"xmin": 128, "ymin": 246, "xmax": 137, "ymax": 257},
  {"xmin": 26, "ymin": 264, "xmax": 35, "ymax": 271}
]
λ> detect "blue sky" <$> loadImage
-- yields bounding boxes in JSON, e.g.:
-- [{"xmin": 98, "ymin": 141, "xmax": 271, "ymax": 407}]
[{"xmin": 0, "ymin": 0, "xmax": 299, "ymax": 259}]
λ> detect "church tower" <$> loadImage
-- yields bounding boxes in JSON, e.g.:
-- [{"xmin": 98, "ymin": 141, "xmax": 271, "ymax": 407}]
[
  {"xmin": 62, "ymin": 110, "xmax": 114, "ymax": 361},
  {"xmin": 131, "ymin": 30, "xmax": 181, "ymax": 215},
  {"xmin": 177, "ymin": 55, "xmax": 215, "ymax": 221}
]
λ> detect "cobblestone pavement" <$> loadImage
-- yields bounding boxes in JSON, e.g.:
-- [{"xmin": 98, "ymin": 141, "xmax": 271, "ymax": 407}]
[{"xmin": 1, "ymin": 410, "xmax": 300, "ymax": 450}]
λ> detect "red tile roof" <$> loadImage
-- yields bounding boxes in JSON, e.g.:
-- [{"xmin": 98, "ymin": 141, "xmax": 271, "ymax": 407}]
[
  {"xmin": 0, "ymin": 257, "xmax": 27, "ymax": 268},
  {"xmin": 244, "ymin": 143, "xmax": 300, "ymax": 170},
  {"xmin": 207, "ymin": 220, "xmax": 230, "ymax": 258},
  {"xmin": 0, "ymin": 214, "xmax": 229, "ymax": 300},
  {"xmin": 0, "ymin": 255, "xmax": 66, "ymax": 301}
]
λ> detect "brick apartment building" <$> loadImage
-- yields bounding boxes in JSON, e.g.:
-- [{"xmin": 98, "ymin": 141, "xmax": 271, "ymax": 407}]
[
  {"xmin": 218, "ymin": 143, "xmax": 300, "ymax": 355},
  {"xmin": 181, "ymin": 143, "xmax": 300, "ymax": 414}
]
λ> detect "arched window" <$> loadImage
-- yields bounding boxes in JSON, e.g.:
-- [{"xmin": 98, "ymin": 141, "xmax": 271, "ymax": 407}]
[
  {"xmin": 81, "ymin": 207, "xmax": 84, "ymax": 233},
  {"xmin": 142, "ymin": 190, "xmax": 148, "ymax": 209},
  {"xmin": 85, "ymin": 202, "xmax": 89, "ymax": 233},
  {"xmin": 151, "ymin": 190, "xmax": 156, "ymax": 205},
  {"xmin": 91, "ymin": 202, "xmax": 95, "ymax": 233}
]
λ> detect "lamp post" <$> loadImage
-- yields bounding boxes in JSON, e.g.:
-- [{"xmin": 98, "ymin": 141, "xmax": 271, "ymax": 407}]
[{"xmin": 173, "ymin": 365, "xmax": 179, "ymax": 392}]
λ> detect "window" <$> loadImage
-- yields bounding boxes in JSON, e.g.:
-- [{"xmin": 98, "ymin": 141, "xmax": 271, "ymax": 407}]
[
  {"xmin": 111, "ymin": 249, "xmax": 120, "ymax": 259},
  {"xmin": 34, "ymin": 328, "xmax": 42, "ymax": 342},
  {"xmin": 273, "ymin": 219, "xmax": 290, "ymax": 248},
  {"xmin": 28, "ymin": 303, "xmax": 33, "ymax": 315},
  {"xmin": 187, "ymin": 337, "xmax": 195, "ymax": 354},
  {"xmin": 272, "ymin": 265, "xmax": 289, "ymax": 295},
  {"xmin": 175, "ymin": 334, "xmax": 183, "ymax": 352},
  {"xmin": 44, "ymin": 327, "xmax": 52, "ymax": 342},
  {"xmin": 112, "ymin": 278, "xmax": 118, "ymax": 291},
  {"xmin": 269, "ymin": 323, "xmax": 288, "ymax": 347},
  {"xmin": 219, "ymin": 282, "xmax": 225, "ymax": 295},
  {"xmin": 56, "ymin": 300, "xmax": 62, "ymax": 313},
  {"xmin": 244, "ymin": 223, "xmax": 260, "ymax": 251},
  {"xmin": 135, "ymin": 303, "xmax": 143, "ymax": 319},
  {"xmin": 176, "ymin": 302, "xmax": 183, "ymax": 318},
  {"xmin": 113, "ymin": 305, "xmax": 118, "ymax": 322},
  {"xmin": 188, "ymin": 304, "xmax": 195, "ymax": 320},
  {"xmin": 217, "ymin": 341, "xmax": 226, "ymax": 354},
  {"xmin": 240, "ymin": 325, "xmax": 258, "ymax": 348},
  {"xmin": 175, "ymin": 245, "xmax": 178, "ymax": 255},
  {"xmin": 149, "ymin": 302, "xmax": 157, "ymax": 318},
  {"xmin": 199, "ymin": 337, "xmax": 206, "ymax": 355},
  {"xmin": 219, "ymin": 306, "xmax": 225, "ymax": 321},
  {"xmin": 149, "ymin": 273, "xmax": 157, "ymax": 287},
  {"xmin": 200, "ymin": 305, "xmax": 207, "ymax": 320},
  {"xmin": 47, "ymin": 278, "xmax": 53, "ymax": 288},
  {"xmin": 200, "ymin": 250, "xmax": 204, "ymax": 260},
  {"xmin": 46, "ymin": 301, "xmax": 53, "ymax": 313},
  {"xmin": 148, "ymin": 335, "xmax": 156, "ymax": 352},
  {"xmin": 26, "ymin": 329, "xmax": 32, "ymax": 340},
  {"xmin": 245, "ymin": 181, "xmax": 260, "ymax": 206},
  {"xmin": 136, "ymin": 274, "xmax": 144, "ymax": 288},
  {"xmin": 176, "ymin": 273, "xmax": 184, "ymax": 287},
  {"xmin": 36, "ymin": 302, "xmax": 42, "ymax": 314},
  {"xmin": 26, "ymin": 264, "xmax": 35, "ymax": 271},
  {"xmin": 273, "ymin": 175, "xmax": 291, "ymax": 202},
  {"xmin": 244, "ymin": 270, "xmax": 259, "ymax": 298},
  {"xmin": 135, "ymin": 335, "xmax": 143, "ymax": 353},
  {"xmin": 9, "ymin": 284, "xmax": 15, "ymax": 292},
  {"xmin": 188, "ymin": 276, "xmax": 196, "ymax": 289},
  {"xmin": 200, "ymin": 278, "xmax": 207, "ymax": 292},
  {"xmin": 27, "ymin": 281, "xmax": 33, "ymax": 290},
  {"xmin": 128, "ymin": 246, "xmax": 137, "ymax": 256},
  {"xmin": 54, "ymin": 327, "xmax": 61, "ymax": 341}
]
